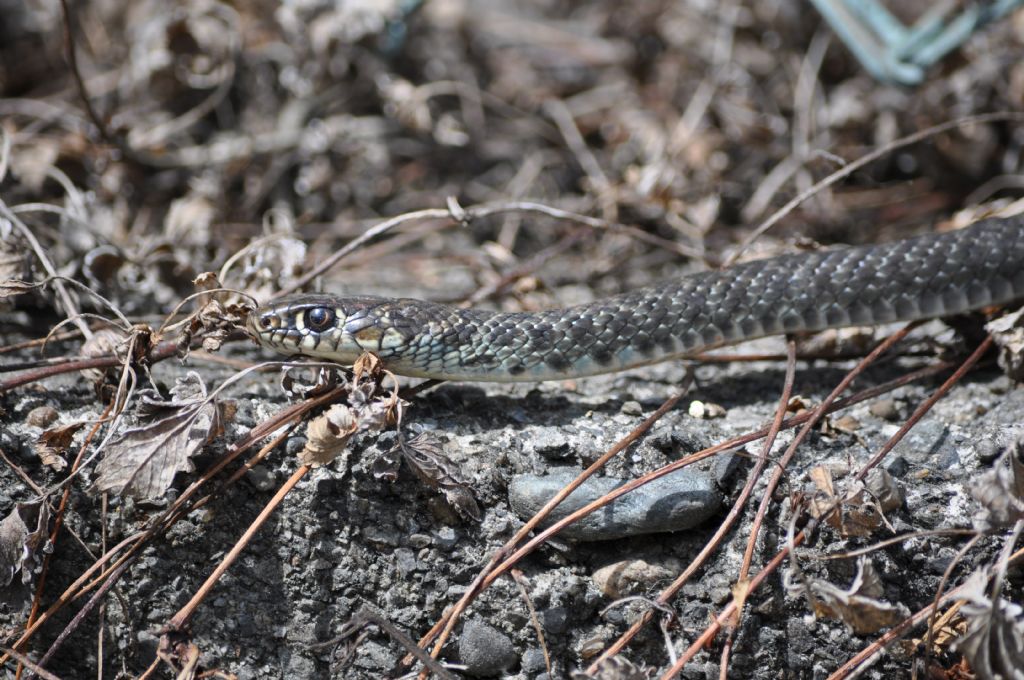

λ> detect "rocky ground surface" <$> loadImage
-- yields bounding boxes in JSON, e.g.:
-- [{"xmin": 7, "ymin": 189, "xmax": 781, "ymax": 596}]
[{"xmin": 3, "ymin": 322, "xmax": 1022, "ymax": 678}]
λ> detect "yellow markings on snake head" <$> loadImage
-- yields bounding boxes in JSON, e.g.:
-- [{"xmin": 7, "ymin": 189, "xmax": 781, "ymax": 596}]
[
  {"xmin": 380, "ymin": 327, "xmax": 407, "ymax": 351},
  {"xmin": 293, "ymin": 310, "xmax": 306, "ymax": 331},
  {"xmin": 354, "ymin": 327, "xmax": 383, "ymax": 350},
  {"xmin": 300, "ymin": 334, "xmax": 318, "ymax": 350}
]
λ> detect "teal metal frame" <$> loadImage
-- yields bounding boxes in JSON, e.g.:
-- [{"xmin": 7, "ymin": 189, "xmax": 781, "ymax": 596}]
[{"xmin": 809, "ymin": 0, "xmax": 1024, "ymax": 85}]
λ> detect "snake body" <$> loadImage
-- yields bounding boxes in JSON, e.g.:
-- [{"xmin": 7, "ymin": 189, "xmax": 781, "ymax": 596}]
[{"xmin": 249, "ymin": 217, "xmax": 1024, "ymax": 381}]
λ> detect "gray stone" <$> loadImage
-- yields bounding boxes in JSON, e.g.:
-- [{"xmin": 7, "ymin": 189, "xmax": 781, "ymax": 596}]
[
  {"xmin": 892, "ymin": 422, "xmax": 958, "ymax": 469},
  {"xmin": 458, "ymin": 618, "xmax": 517, "ymax": 676},
  {"xmin": 539, "ymin": 606, "xmax": 568, "ymax": 634},
  {"xmin": 528, "ymin": 428, "xmax": 572, "ymax": 459},
  {"xmin": 508, "ymin": 467, "xmax": 721, "ymax": 540},
  {"xmin": 521, "ymin": 647, "xmax": 547, "ymax": 674}
]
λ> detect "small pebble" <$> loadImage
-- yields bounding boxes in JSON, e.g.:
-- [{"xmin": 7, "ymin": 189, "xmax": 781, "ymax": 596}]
[
  {"xmin": 869, "ymin": 399, "xmax": 900, "ymax": 422},
  {"xmin": 864, "ymin": 468, "xmax": 903, "ymax": 513},
  {"xmin": 26, "ymin": 406, "xmax": 59, "ymax": 428},
  {"xmin": 974, "ymin": 438, "xmax": 1002, "ymax": 464},
  {"xmin": 432, "ymin": 526, "xmax": 459, "ymax": 550},
  {"xmin": 893, "ymin": 422, "xmax": 958, "ymax": 469},
  {"xmin": 458, "ymin": 619, "xmax": 517, "ymax": 677},
  {"xmin": 521, "ymin": 648, "xmax": 547, "ymax": 674},
  {"xmin": 833, "ymin": 415, "xmax": 860, "ymax": 432},
  {"xmin": 620, "ymin": 400, "xmax": 643, "ymax": 416},
  {"xmin": 245, "ymin": 465, "xmax": 276, "ymax": 491},
  {"xmin": 528, "ymin": 429, "xmax": 571, "ymax": 459},
  {"xmin": 508, "ymin": 468, "xmax": 721, "ymax": 541},
  {"xmin": 539, "ymin": 606, "xmax": 568, "ymax": 634},
  {"xmin": 688, "ymin": 400, "xmax": 726, "ymax": 419},
  {"xmin": 408, "ymin": 533, "xmax": 432, "ymax": 549}
]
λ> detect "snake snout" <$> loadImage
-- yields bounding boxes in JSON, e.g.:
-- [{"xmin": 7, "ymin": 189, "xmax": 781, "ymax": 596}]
[{"xmin": 246, "ymin": 307, "xmax": 281, "ymax": 336}]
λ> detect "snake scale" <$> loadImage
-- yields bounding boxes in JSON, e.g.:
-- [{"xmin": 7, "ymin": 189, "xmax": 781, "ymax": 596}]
[{"xmin": 249, "ymin": 217, "xmax": 1024, "ymax": 381}]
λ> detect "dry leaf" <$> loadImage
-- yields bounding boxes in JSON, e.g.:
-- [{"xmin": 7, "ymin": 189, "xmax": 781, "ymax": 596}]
[
  {"xmin": 174, "ymin": 273, "xmax": 251, "ymax": 357},
  {"xmin": 35, "ymin": 422, "xmax": 86, "ymax": 471},
  {"xmin": 82, "ymin": 245, "xmax": 127, "ymax": 288},
  {"xmin": 347, "ymin": 372, "xmax": 396, "ymax": 431},
  {"xmin": 806, "ymin": 466, "xmax": 887, "ymax": 537},
  {"xmin": 0, "ymin": 500, "xmax": 51, "ymax": 588},
  {"xmin": 970, "ymin": 438, "xmax": 1024, "ymax": 530},
  {"xmin": 0, "ymin": 279, "xmax": 36, "ymax": 302},
  {"xmin": 950, "ymin": 569, "xmax": 1024, "ymax": 680},
  {"xmin": 300, "ymin": 404, "xmax": 359, "ymax": 466},
  {"xmin": 92, "ymin": 372, "xmax": 221, "ymax": 500},
  {"xmin": 393, "ymin": 433, "xmax": 481, "ymax": 522},
  {"xmin": 297, "ymin": 368, "xmax": 400, "ymax": 466},
  {"xmin": 787, "ymin": 557, "xmax": 910, "ymax": 635}
]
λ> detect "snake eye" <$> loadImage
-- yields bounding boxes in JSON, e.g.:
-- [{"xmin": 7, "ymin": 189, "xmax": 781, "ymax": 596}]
[{"xmin": 305, "ymin": 306, "xmax": 334, "ymax": 332}]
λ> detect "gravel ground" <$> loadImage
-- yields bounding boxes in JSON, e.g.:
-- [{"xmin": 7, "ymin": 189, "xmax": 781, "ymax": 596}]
[{"xmin": 3, "ymin": 322, "xmax": 1022, "ymax": 678}]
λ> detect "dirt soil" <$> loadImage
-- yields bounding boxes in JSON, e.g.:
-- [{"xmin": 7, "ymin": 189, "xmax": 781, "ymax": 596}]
[{"xmin": 2, "ymin": 1, "xmax": 1024, "ymax": 679}]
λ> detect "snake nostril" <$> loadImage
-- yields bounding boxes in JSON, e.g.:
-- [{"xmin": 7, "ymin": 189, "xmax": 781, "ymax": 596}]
[{"xmin": 259, "ymin": 312, "xmax": 279, "ymax": 330}]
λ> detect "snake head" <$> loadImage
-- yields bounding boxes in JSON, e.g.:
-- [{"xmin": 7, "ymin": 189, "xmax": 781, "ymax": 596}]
[{"xmin": 247, "ymin": 294, "xmax": 414, "ymax": 365}]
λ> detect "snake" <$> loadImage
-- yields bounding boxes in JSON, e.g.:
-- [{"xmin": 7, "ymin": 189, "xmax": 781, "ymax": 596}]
[{"xmin": 248, "ymin": 217, "xmax": 1024, "ymax": 382}]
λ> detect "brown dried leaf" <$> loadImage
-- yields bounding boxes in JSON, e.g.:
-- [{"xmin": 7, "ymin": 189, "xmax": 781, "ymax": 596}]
[
  {"xmin": 788, "ymin": 558, "xmax": 910, "ymax": 635},
  {"xmin": 394, "ymin": 432, "xmax": 481, "ymax": 522},
  {"xmin": 970, "ymin": 438, "xmax": 1024, "ymax": 530},
  {"xmin": 0, "ymin": 218, "xmax": 31, "ymax": 290},
  {"xmin": 347, "ymin": 373, "xmax": 398, "ymax": 431},
  {"xmin": 92, "ymin": 372, "xmax": 221, "ymax": 500},
  {"xmin": 34, "ymin": 422, "xmax": 86, "ymax": 471},
  {"xmin": 809, "ymin": 466, "xmax": 835, "ymax": 496},
  {"xmin": 352, "ymin": 352, "xmax": 385, "ymax": 383},
  {"xmin": 806, "ymin": 467, "xmax": 886, "ymax": 537},
  {"xmin": 300, "ymin": 404, "xmax": 359, "ymax": 466},
  {"xmin": 0, "ymin": 279, "xmax": 36, "ymax": 301},
  {"xmin": 950, "ymin": 569, "xmax": 1024, "ymax": 680},
  {"xmin": 174, "ymin": 273, "xmax": 251, "ymax": 357},
  {"xmin": 0, "ymin": 500, "xmax": 50, "ymax": 588}
]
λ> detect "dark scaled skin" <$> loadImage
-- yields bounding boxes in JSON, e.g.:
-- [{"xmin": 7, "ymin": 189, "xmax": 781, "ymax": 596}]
[{"xmin": 249, "ymin": 217, "xmax": 1024, "ymax": 381}]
